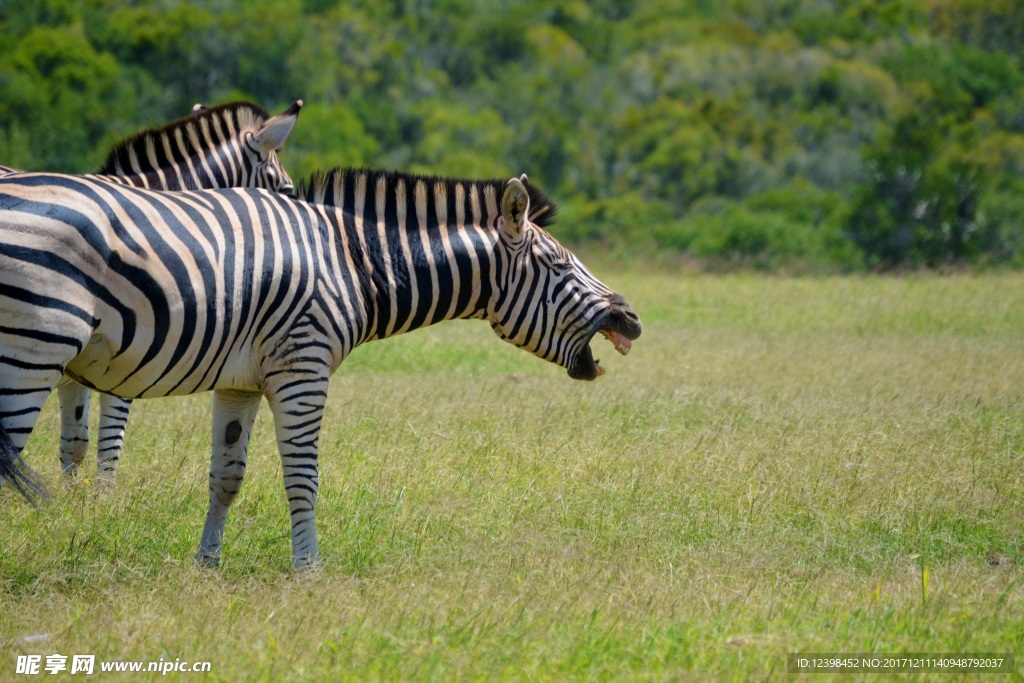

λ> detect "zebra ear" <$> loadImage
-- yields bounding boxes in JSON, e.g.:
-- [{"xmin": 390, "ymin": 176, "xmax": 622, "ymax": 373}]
[
  {"xmin": 500, "ymin": 177, "xmax": 530, "ymax": 240},
  {"xmin": 252, "ymin": 99, "xmax": 303, "ymax": 155}
]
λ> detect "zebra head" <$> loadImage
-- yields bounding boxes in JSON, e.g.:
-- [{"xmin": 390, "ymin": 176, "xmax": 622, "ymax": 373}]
[
  {"xmin": 240, "ymin": 100, "xmax": 303, "ymax": 194},
  {"xmin": 99, "ymin": 100, "xmax": 303, "ymax": 195},
  {"xmin": 489, "ymin": 176, "xmax": 642, "ymax": 380}
]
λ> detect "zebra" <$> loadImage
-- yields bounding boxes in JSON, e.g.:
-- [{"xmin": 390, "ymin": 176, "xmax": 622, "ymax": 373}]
[
  {"xmin": 1, "ymin": 100, "xmax": 302, "ymax": 485},
  {"xmin": 0, "ymin": 168, "xmax": 642, "ymax": 568}
]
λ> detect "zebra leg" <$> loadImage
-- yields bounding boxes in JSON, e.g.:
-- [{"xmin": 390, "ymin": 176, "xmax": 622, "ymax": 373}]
[
  {"xmin": 267, "ymin": 375, "xmax": 329, "ymax": 569},
  {"xmin": 96, "ymin": 393, "xmax": 132, "ymax": 487},
  {"xmin": 57, "ymin": 382, "xmax": 91, "ymax": 478},
  {"xmin": 195, "ymin": 389, "xmax": 262, "ymax": 568}
]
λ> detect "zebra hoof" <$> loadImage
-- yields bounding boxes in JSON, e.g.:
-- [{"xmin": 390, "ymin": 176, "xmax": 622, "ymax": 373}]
[
  {"xmin": 292, "ymin": 555, "xmax": 323, "ymax": 573},
  {"xmin": 194, "ymin": 552, "xmax": 220, "ymax": 569}
]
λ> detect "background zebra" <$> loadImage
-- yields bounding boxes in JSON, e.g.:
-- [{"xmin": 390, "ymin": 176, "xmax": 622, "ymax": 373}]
[
  {"xmin": 0, "ymin": 169, "xmax": 641, "ymax": 568},
  {"xmin": 1, "ymin": 100, "xmax": 302, "ymax": 485}
]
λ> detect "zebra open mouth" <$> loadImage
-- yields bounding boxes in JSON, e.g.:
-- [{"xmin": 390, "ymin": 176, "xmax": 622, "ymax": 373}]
[
  {"xmin": 594, "ymin": 328, "xmax": 633, "ymax": 376},
  {"xmin": 568, "ymin": 313, "xmax": 642, "ymax": 381}
]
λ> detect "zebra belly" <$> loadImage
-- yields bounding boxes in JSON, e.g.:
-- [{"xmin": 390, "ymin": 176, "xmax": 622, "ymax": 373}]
[{"xmin": 64, "ymin": 327, "xmax": 263, "ymax": 399}]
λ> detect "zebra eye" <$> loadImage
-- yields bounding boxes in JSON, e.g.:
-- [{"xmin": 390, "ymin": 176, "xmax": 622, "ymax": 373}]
[{"xmin": 552, "ymin": 260, "xmax": 572, "ymax": 272}]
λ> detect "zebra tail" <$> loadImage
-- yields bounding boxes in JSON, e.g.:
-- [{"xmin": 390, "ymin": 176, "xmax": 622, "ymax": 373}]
[{"xmin": 0, "ymin": 425, "xmax": 50, "ymax": 508}]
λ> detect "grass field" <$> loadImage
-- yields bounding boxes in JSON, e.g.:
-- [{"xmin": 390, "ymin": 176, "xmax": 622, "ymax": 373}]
[{"xmin": 2, "ymin": 271, "xmax": 1023, "ymax": 681}]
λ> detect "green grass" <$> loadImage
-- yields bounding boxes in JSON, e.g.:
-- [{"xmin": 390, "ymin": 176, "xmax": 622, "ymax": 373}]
[{"xmin": 3, "ymin": 272, "xmax": 1023, "ymax": 681}]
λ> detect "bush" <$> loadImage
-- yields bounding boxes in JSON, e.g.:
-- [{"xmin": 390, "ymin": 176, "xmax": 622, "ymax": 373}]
[
  {"xmin": 973, "ymin": 178, "xmax": 1024, "ymax": 266},
  {"xmin": 685, "ymin": 206, "xmax": 825, "ymax": 269}
]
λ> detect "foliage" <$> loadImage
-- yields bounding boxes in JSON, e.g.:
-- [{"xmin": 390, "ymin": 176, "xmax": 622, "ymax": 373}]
[
  {"xmin": 0, "ymin": 0, "xmax": 1021, "ymax": 270},
  {"xmin": 846, "ymin": 110, "xmax": 991, "ymax": 268}
]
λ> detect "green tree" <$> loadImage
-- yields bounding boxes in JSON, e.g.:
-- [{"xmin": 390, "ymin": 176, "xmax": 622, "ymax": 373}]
[
  {"xmin": 846, "ymin": 112, "xmax": 989, "ymax": 268},
  {"xmin": 0, "ymin": 25, "xmax": 133, "ymax": 171},
  {"xmin": 0, "ymin": 0, "xmax": 1022, "ymax": 270}
]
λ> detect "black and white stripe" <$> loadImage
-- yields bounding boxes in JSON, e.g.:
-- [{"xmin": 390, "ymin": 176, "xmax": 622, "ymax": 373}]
[
  {"xmin": 5, "ymin": 101, "xmax": 301, "ymax": 486},
  {"xmin": 0, "ymin": 168, "xmax": 641, "ymax": 568}
]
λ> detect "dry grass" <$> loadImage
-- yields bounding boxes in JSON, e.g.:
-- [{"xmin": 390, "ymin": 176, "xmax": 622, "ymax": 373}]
[{"xmin": 2, "ymin": 272, "xmax": 1023, "ymax": 680}]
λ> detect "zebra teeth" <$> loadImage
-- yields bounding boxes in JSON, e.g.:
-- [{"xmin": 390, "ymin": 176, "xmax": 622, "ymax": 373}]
[{"xmin": 599, "ymin": 328, "xmax": 632, "ymax": 356}]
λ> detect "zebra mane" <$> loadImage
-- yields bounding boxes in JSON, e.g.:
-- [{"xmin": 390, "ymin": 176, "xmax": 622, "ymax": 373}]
[
  {"xmin": 300, "ymin": 167, "xmax": 560, "ymax": 229},
  {"xmin": 97, "ymin": 101, "xmax": 272, "ymax": 177}
]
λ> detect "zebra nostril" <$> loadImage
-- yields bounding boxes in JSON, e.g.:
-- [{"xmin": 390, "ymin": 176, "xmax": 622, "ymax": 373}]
[
  {"xmin": 608, "ymin": 294, "xmax": 637, "ymax": 317},
  {"xmin": 607, "ymin": 295, "xmax": 641, "ymax": 335}
]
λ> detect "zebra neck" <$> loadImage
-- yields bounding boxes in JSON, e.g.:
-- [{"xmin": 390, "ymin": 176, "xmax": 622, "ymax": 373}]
[
  {"xmin": 96, "ymin": 101, "xmax": 272, "ymax": 190},
  {"xmin": 94, "ymin": 152, "xmax": 250, "ymax": 191},
  {"xmin": 334, "ymin": 172, "xmax": 502, "ymax": 344}
]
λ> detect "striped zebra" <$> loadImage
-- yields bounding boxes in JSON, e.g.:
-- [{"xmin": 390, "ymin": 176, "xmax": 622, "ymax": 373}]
[
  {"xmin": 0, "ymin": 168, "xmax": 641, "ymax": 568},
  {"xmin": 12, "ymin": 101, "xmax": 302, "ymax": 485}
]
